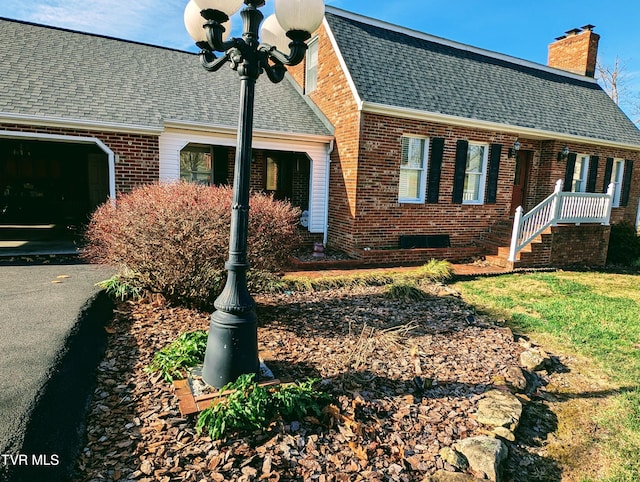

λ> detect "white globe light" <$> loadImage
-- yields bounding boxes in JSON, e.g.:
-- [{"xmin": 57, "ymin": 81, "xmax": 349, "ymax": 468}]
[
  {"xmin": 193, "ymin": 0, "xmax": 244, "ymax": 17},
  {"xmin": 185, "ymin": 0, "xmax": 232, "ymax": 43},
  {"xmin": 260, "ymin": 14, "xmax": 291, "ymax": 55},
  {"xmin": 275, "ymin": 0, "xmax": 325, "ymax": 33}
]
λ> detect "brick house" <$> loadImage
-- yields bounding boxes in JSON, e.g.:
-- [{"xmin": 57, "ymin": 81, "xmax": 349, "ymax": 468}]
[
  {"xmin": 2, "ymin": 9, "xmax": 640, "ymax": 267},
  {"xmin": 0, "ymin": 18, "xmax": 333, "ymax": 246},
  {"xmin": 287, "ymin": 8, "xmax": 640, "ymax": 267}
]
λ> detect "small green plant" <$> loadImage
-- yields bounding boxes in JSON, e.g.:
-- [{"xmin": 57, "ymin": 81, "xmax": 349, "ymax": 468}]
[
  {"xmin": 97, "ymin": 273, "xmax": 143, "ymax": 301},
  {"xmin": 385, "ymin": 281, "xmax": 429, "ymax": 301},
  {"xmin": 146, "ymin": 330, "xmax": 208, "ymax": 382},
  {"xmin": 196, "ymin": 374, "xmax": 331, "ymax": 439},
  {"xmin": 270, "ymin": 377, "xmax": 331, "ymax": 421}
]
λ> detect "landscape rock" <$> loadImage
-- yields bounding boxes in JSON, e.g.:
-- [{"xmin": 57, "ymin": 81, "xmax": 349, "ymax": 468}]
[
  {"xmin": 520, "ymin": 347, "xmax": 550, "ymax": 371},
  {"xmin": 491, "ymin": 426, "xmax": 516, "ymax": 442},
  {"xmin": 439, "ymin": 446, "xmax": 469, "ymax": 471},
  {"xmin": 503, "ymin": 365, "xmax": 527, "ymax": 391},
  {"xmin": 453, "ymin": 436, "xmax": 508, "ymax": 482},
  {"xmin": 475, "ymin": 389, "xmax": 523, "ymax": 432}
]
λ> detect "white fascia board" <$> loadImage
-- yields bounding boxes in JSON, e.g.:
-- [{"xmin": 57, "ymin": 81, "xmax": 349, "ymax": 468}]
[
  {"xmin": 360, "ymin": 101, "xmax": 640, "ymax": 152},
  {"xmin": 325, "ymin": 7, "xmax": 599, "ymax": 85},
  {"xmin": 0, "ymin": 112, "xmax": 163, "ymax": 135},
  {"xmin": 322, "ymin": 17, "xmax": 364, "ymax": 110},
  {"xmin": 163, "ymin": 119, "xmax": 334, "ymax": 145}
]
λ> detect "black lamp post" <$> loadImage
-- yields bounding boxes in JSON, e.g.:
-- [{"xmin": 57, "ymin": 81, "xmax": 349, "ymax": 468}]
[{"xmin": 184, "ymin": 0, "xmax": 325, "ymax": 388}]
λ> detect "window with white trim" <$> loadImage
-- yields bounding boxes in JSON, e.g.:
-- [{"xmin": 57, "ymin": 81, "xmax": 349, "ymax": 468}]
[
  {"xmin": 398, "ymin": 136, "xmax": 428, "ymax": 203},
  {"xmin": 305, "ymin": 37, "xmax": 319, "ymax": 93},
  {"xmin": 572, "ymin": 154, "xmax": 590, "ymax": 192},
  {"xmin": 612, "ymin": 158, "xmax": 625, "ymax": 207},
  {"xmin": 463, "ymin": 143, "xmax": 488, "ymax": 204},
  {"xmin": 180, "ymin": 144, "xmax": 213, "ymax": 185}
]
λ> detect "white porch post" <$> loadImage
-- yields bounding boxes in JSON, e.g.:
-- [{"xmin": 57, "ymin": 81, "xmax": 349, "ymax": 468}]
[
  {"xmin": 508, "ymin": 206, "xmax": 523, "ymax": 262},
  {"xmin": 551, "ymin": 179, "xmax": 564, "ymax": 226},
  {"xmin": 603, "ymin": 182, "xmax": 615, "ymax": 225}
]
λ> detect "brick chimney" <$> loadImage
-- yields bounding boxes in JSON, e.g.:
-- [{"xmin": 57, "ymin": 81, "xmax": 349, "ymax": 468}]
[{"xmin": 548, "ymin": 25, "xmax": 600, "ymax": 77}]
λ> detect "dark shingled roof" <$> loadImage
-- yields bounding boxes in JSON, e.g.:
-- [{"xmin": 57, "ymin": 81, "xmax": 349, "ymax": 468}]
[
  {"xmin": 325, "ymin": 9, "xmax": 640, "ymax": 147},
  {"xmin": 0, "ymin": 18, "xmax": 332, "ymax": 137}
]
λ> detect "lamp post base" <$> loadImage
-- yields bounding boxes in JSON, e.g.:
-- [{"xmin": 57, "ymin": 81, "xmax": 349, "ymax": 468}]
[{"xmin": 201, "ymin": 309, "xmax": 259, "ymax": 388}]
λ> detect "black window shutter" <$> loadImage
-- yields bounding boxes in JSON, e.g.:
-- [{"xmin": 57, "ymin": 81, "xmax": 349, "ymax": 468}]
[
  {"xmin": 603, "ymin": 157, "xmax": 614, "ymax": 193},
  {"xmin": 486, "ymin": 144, "xmax": 502, "ymax": 204},
  {"xmin": 427, "ymin": 138, "xmax": 445, "ymax": 203},
  {"xmin": 213, "ymin": 147, "xmax": 229, "ymax": 186},
  {"xmin": 563, "ymin": 152, "xmax": 577, "ymax": 192},
  {"xmin": 586, "ymin": 155, "xmax": 599, "ymax": 193},
  {"xmin": 452, "ymin": 140, "xmax": 468, "ymax": 204},
  {"xmin": 621, "ymin": 160, "xmax": 634, "ymax": 207}
]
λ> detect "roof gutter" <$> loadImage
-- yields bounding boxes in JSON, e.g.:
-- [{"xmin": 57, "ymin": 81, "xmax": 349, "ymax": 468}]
[
  {"xmin": 0, "ymin": 112, "xmax": 163, "ymax": 136},
  {"xmin": 360, "ymin": 101, "xmax": 640, "ymax": 152},
  {"xmin": 163, "ymin": 119, "xmax": 334, "ymax": 144}
]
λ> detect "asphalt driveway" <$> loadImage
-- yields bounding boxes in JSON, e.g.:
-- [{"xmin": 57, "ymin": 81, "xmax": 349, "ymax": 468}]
[{"xmin": 0, "ymin": 262, "xmax": 113, "ymax": 481}]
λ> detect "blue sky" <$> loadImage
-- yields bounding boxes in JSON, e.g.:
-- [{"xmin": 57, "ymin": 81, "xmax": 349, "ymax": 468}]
[{"xmin": 1, "ymin": 0, "xmax": 639, "ymax": 113}]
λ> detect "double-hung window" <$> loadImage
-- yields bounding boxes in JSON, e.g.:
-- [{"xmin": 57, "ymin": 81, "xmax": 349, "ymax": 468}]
[
  {"xmin": 571, "ymin": 154, "xmax": 590, "ymax": 192},
  {"xmin": 612, "ymin": 158, "xmax": 625, "ymax": 207},
  {"xmin": 305, "ymin": 37, "xmax": 319, "ymax": 93},
  {"xmin": 463, "ymin": 143, "xmax": 488, "ymax": 204},
  {"xmin": 398, "ymin": 136, "xmax": 428, "ymax": 203}
]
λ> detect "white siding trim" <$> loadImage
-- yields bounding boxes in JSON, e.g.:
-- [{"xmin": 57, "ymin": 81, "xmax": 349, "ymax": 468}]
[{"xmin": 159, "ymin": 128, "xmax": 330, "ymax": 235}]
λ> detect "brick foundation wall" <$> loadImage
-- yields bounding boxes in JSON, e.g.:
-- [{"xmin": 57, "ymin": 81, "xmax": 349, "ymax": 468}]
[{"xmin": 549, "ymin": 224, "xmax": 611, "ymax": 267}]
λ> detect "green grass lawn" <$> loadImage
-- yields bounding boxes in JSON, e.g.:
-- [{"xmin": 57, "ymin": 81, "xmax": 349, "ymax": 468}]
[{"xmin": 454, "ymin": 271, "xmax": 640, "ymax": 481}]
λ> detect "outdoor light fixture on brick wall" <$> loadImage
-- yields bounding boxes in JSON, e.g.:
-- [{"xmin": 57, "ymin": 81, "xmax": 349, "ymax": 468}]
[
  {"xmin": 184, "ymin": 0, "xmax": 325, "ymax": 388},
  {"xmin": 508, "ymin": 140, "xmax": 521, "ymax": 158},
  {"xmin": 557, "ymin": 146, "xmax": 570, "ymax": 161}
]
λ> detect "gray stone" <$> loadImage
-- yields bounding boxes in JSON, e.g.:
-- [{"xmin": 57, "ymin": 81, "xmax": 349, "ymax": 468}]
[
  {"xmin": 453, "ymin": 436, "xmax": 508, "ymax": 482},
  {"xmin": 520, "ymin": 348, "xmax": 550, "ymax": 371},
  {"xmin": 476, "ymin": 389, "xmax": 523, "ymax": 432},
  {"xmin": 504, "ymin": 365, "xmax": 527, "ymax": 391},
  {"xmin": 491, "ymin": 426, "xmax": 516, "ymax": 442},
  {"xmin": 439, "ymin": 446, "xmax": 469, "ymax": 471}
]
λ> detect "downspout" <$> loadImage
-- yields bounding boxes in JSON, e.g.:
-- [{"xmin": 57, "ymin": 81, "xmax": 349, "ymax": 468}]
[{"xmin": 323, "ymin": 139, "xmax": 334, "ymax": 246}]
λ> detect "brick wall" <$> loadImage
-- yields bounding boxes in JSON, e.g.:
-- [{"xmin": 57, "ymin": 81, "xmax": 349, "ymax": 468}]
[
  {"xmin": 0, "ymin": 123, "xmax": 159, "ymax": 193},
  {"xmin": 287, "ymin": 23, "xmax": 640, "ymax": 264},
  {"xmin": 288, "ymin": 23, "xmax": 363, "ymax": 253},
  {"xmin": 549, "ymin": 224, "xmax": 611, "ymax": 267},
  {"xmin": 548, "ymin": 27, "xmax": 600, "ymax": 77}
]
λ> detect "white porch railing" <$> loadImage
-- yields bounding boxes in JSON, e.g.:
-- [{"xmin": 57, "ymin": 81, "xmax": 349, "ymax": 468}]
[{"xmin": 508, "ymin": 180, "xmax": 615, "ymax": 262}]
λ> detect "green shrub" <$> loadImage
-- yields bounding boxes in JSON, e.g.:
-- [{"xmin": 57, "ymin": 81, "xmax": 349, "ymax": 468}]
[
  {"xmin": 196, "ymin": 374, "xmax": 331, "ymax": 440},
  {"xmin": 385, "ymin": 281, "xmax": 429, "ymax": 301},
  {"xmin": 83, "ymin": 183, "xmax": 301, "ymax": 309},
  {"xmin": 146, "ymin": 330, "xmax": 208, "ymax": 382},
  {"xmin": 607, "ymin": 222, "xmax": 640, "ymax": 266}
]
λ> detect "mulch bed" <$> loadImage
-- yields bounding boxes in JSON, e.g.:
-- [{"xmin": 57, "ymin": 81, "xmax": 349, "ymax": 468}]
[{"xmin": 72, "ymin": 284, "xmax": 555, "ymax": 482}]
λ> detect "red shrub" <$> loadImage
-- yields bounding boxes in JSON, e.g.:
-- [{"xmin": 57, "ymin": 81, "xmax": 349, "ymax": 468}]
[{"xmin": 83, "ymin": 182, "xmax": 301, "ymax": 308}]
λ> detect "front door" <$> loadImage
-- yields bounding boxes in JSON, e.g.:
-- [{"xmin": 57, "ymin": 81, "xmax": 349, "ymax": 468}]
[{"xmin": 510, "ymin": 150, "xmax": 531, "ymax": 215}]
